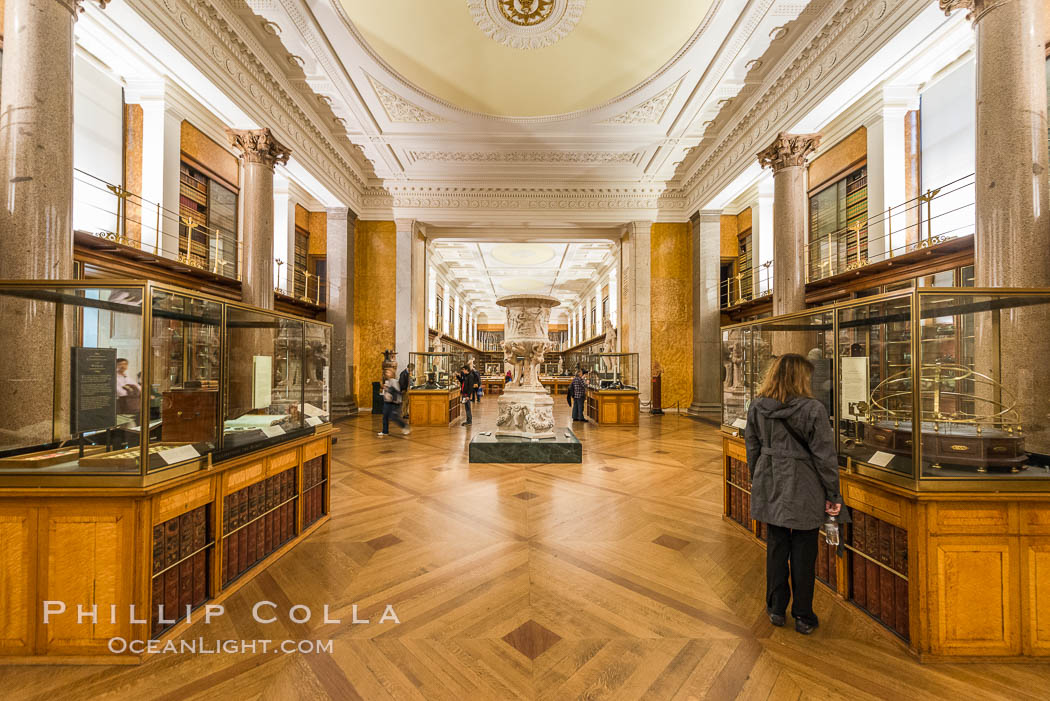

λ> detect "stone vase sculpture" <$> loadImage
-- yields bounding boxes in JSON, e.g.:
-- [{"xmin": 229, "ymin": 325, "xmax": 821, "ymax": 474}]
[{"xmin": 496, "ymin": 294, "xmax": 560, "ymax": 439}]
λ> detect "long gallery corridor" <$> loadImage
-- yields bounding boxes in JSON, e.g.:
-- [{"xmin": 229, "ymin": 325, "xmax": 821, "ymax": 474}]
[{"xmin": 4, "ymin": 404, "xmax": 1049, "ymax": 700}]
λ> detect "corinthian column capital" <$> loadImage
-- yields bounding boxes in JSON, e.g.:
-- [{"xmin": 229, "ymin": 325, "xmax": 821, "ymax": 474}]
[
  {"xmin": 939, "ymin": 0, "xmax": 977, "ymax": 24},
  {"xmin": 756, "ymin": 132, "xmax": 821, "ymax": 174},
  {"xmin": 226, "ymin": 128, "xmax": 292, "ymax": 169},
  {"xmin": 57, "ymin": 0, "xmax": 109, "ymax": 16}
]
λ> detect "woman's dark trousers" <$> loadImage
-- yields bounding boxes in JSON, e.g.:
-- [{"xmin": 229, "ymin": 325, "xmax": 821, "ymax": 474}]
[{"xmin": 765, "ymin": 524, "xmax": 819, "ymax": 626}]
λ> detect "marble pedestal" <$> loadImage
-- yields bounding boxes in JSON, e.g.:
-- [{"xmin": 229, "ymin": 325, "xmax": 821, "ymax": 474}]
[
  {"xmin": 469, "ymin": 428, "xmax": 582, "ymax": 464},
  {"xmin": 495, "ymin": 388, "xmax": 556, "ymax": 439}
]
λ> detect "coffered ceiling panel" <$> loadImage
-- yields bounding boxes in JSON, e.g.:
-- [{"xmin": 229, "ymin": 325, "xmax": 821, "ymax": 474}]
[
  {"xmin": 431, "ymin": 240, "xmax": 615, "ymax": 318},
  {"xmin": 339, "ymin": 0, "xmax": 713, "ymax": 118}
]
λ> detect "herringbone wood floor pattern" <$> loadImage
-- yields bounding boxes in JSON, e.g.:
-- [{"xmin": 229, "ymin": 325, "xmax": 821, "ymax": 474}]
[{"xmin": 5, "ymin": 402, "xmax": 1050, "ymax": 700}]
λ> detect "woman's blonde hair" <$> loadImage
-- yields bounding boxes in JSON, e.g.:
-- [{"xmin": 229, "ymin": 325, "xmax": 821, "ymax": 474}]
[{"xmin": 756, "ymin": 353, "xmax": 814, "ymax": 403}]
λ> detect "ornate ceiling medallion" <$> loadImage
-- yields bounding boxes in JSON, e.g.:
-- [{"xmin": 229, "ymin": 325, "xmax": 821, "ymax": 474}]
[{"xmin": 468, "ymin": 0, "xmax": 586, "ymax": 50}]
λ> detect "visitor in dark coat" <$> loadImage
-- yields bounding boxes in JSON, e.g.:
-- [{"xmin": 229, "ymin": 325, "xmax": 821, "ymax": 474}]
[{"xmin": 744, "ymin": 353, "xmax": 845, "ymax": 636}]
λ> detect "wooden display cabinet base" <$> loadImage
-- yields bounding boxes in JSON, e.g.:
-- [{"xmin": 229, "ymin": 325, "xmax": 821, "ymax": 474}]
[
  {"xmin": 585, "ymin": 390, "xmax": 640, "ymax": 425},
  {"xmin": 406, "ymin": 388, "xmax": 462, "ymax": 426},
  {"xmin": 0, "ymin": 429, "xmax": 334, "ymax": 663},
  {"xmin": 722, "ymin": 432, "xmax": 1050, "ymax": 661}
]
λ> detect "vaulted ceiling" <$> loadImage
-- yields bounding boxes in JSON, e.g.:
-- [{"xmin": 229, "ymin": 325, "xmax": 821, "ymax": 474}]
[{"xmin": 248, "ymin": 0, "xmax": 833, "ymax": 212}]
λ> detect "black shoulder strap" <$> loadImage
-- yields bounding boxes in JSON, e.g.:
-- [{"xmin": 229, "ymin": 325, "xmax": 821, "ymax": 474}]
[{"xmin": 776, "ymin": 417, "xmax": 812, "ymax": 457}]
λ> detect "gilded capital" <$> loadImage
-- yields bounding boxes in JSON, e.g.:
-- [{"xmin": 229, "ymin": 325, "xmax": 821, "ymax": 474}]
[
  {"xmin": 756, "ymin": 132, "xmax": 821, "ymax": 174},
  {"xmin": 939, "ymin": 0, "xmax": 977, "ymax": 24},
  {"xmin": 226, "ymin": 128, "xmax": 292, "ymax": 170},
  {"xmin": 58, "ymin": 0, "xmax": 110, "ymax": 16}
]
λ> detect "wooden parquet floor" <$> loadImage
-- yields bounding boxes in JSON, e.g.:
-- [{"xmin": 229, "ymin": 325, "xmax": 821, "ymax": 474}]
[{"xmin": 4, "ymin": 402, "xmax": 1050, "ymax": 700}]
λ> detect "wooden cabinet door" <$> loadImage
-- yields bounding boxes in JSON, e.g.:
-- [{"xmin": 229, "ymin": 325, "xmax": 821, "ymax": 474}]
[
  {"xmin": 1022, "ymin": 536, "xmax": 1050, "ymax": 656},
  {"xmin": 926, "ymin": 535, "xmax": 1021, "ymax": 656}
]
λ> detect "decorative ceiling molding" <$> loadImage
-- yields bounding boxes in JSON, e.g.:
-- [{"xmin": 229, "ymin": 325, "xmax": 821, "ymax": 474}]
[
  {"xmin": 601, "ymin": 79, "xmax": 683, "ymax": 125},
  {"xmin": 331, "ymin": 0, "xmax": 724, "ymax": 124},
  {"xmin": 407, "ymin": 150, "xmax": 639, "ymax": 164},
  {"xmin": 681, "ymin": 0, "xmax": 927, "ymax": 212},
  {"xmin": 131, "ymin": 0, "xmax": 369, "ymax": 208},
  {"xmin": 467, "ymin": 0, "xmax": 586, "ymax": 50},
  {"xmin": 360, "ymin": 185, "xmax": 686, "ymax": 221},
  {"xmin": 367, "ymin": 74, "xmax": 444, "ymax": 124}
]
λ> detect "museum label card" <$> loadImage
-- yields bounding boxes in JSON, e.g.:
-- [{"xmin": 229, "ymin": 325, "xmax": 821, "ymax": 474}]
[
  {"xmin": 261, "ymin": 425, "xmax": 285, "ymax": 438},
  {"xmin": 158, "ymin": 444, "xmax": 201, "ymax": 465},
  {"xmin": 731, "ymin": 418, "xmax": 747, "ymax": 429},
  {"xmin": 868, "ymin": 451, "xmax": 895, "ymax": 467},
  {"xmin": 303, "ymin": 403, "xmax": 325, "ymax": 417},
  {"xmin": 306, "ymin": 416, "xmax": 323, "ymax": 427},
  {"xmin": 252, "ymin": 355, "xmax": 273, "ymax": 410}
]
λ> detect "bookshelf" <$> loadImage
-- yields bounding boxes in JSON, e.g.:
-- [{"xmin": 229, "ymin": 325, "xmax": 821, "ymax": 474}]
[
  {"xmin": 809, "ymin": 165, "xmax": 868, "ymax": 279},
  {"xmin": 178, "ymin": 161, "xmax": 239, "ymax": 278}
]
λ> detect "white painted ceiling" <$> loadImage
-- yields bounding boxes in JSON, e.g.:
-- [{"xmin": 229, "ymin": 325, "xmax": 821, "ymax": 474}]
[
  {"xmin": 249, "ymin": 0, "xmax": 831, "ymax": 207},
  {"xmin": 430, "ymin": 240, "xmax": 616, "ymax": 320}
]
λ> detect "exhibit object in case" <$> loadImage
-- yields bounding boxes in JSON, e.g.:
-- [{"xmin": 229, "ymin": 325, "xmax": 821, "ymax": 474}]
[
  {"xmin": 406, "ymin": 351, "xmax": 463, "ymax": 425},
  {"xmin": 718, "ymin": 289, "xmax": 1050, "ymax": 661},
  {"xmin": 583, "ymin": 352, "xmax": 640, "ymax": 425},
  {"xmin": 0, "ymin": 280, "xmax": 334, "ymax": 662}
]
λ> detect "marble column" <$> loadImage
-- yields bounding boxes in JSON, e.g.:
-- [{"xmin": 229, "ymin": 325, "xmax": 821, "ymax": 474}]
[
  {"xmin": 226, "ymin": 128, "xmax": 290, "ymax": 309},
  {"xmin": 623, "ymin": 221, "xmax": 653, "ymax": 408},
  {"xmin": 942, "ymin": 0, "xmax": 1050, "ymax": 287},
  {"xmin": 943, "ymin": 0, "xmax": 1050, "ymax": 454},
  {"xmin": 411, "ymin": 226, "xmax": 427, "ymax": 355},
  {"xmin": 757, "ymin": 132, "xmax": 821, "ymax": 316},
  {"xmin": 688, "ymin": 211, "xmax": 722, "ymax": 420},
  {"xmin": 327, "ymin": 207, "xmax": 357, "ymax": 416},
  {"xmin": 0, "ymin": 0, "xmax": 109, "ymax": 279}
]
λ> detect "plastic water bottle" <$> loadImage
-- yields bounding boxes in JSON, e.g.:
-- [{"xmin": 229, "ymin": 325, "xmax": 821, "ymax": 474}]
[{"xmin": 824, "ymin": 515, "xmax": 840, "ymax": 546}]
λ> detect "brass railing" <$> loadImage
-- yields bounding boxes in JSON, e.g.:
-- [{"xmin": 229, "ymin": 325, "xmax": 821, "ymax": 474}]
[
  {"xmin": 720, "ymin": 261, "xmax": 773, "ymax": 309},
  {"xmin": 805, "ymin": 173, "xmax": 975, "ymax": 284},
  {"xmin": 73, "ymin": 169, "xmax": 240, "ymax": 281}
]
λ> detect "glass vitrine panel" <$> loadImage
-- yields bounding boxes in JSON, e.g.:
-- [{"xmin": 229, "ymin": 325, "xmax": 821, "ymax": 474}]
[
  {"xmin": 0, "ymin": 285, "xmax": 146, "ymax": 474},
  {"xmin": 721, "ymin": 326, "xmax": 751, "ymax": 428},
  {"xmin": 836, "ymin": 294, "xmax": 915, "ymax": 479},
  {"xmin": 149, "ymin": 289, "xmax": 221, "ymax": 473},
  {"xmin": 753, "ymin": 309, "xmax": 836, "ymax": 419},
  {"xmin": 916, "ymin": 291, "xmax": 1050, "ymax": 481},
  {"xmin": 223, "ymin": 307, "xmax": 305, "ymax": 452},
  {"xmin": 582, "ymin": 353, "xmax": 639, "ymax": 390},
  {"xmin": 407, "ymin": 352, "xmax": 460, "ymax": 390},
  {"xmin": 304, "ymin": 321, "xmax": 330, "ymax": 426}
]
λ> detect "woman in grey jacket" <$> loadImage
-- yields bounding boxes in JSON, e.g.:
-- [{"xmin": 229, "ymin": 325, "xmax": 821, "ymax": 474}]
[{"xmin": 745, "ymin": 353, "xmax": 843, "ymax": 635}]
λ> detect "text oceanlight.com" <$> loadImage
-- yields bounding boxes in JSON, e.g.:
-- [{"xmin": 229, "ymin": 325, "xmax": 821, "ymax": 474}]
[{"xmin": 108, "ymin": 638, "xmax": 335, "ymax": 655}]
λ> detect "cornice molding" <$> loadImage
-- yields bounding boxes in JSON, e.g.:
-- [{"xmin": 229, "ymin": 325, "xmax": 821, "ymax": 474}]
[
  {"xmin": 681, "ymin": 0, "xmax": 927, "ymax": 211},
  {"xmin": 406, "ymin": 150, "xmax": 640, "ymax": 165},
  {"xmin": 134, "ymin": 0, "xmax": 367, "ymax": 209}
]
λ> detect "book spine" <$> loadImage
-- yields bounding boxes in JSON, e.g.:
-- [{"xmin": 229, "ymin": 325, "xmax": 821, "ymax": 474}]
[
  {"xmin": 152, "ymin": 524, "xmax": 163, "ymax": 572},
  {"xmin": 878, "ymin": 519, "xmax": 892, "ymax": 567},
  {"xmin": 221, "ymin": 536, "xmax": 229, "ymax": 587},
  {"xmin": 227, "ymin": 530, "xmax": 239, "ymax": 584},
  {"xmin": 151, "ymin": 575, "xmax": 163, "ymax": 638},
  {"xmin": 164, "ymin": 566, "xmax": 178, "ymax": 627},
  {"xmin": 164, "ymin": 517, "xmax": 180, "ymax": 569},
  {"xmin": 178, "ymin": 559, "xmax": 193, "ymax": 614},
  {"xmin": 879, "ymin": 568, "xmax": 894, "ymax": 627},
  {"xmin": 193, "ymin": 505, "xmax": 206, "ymax": 552},
  {"xmin": 192, "ymin": 550, "xmax": 206, "ymax": 607},
  {"xmin": 895, "ymin": 577, "xmax": 909, "ymax": 639},
  {"xmin": 239, "ymin": 524, "xmax": 248, "ymax": 574}
]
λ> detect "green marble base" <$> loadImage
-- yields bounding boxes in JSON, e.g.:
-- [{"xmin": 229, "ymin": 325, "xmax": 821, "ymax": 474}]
[{"xmin": 468, "ymin": 428, "xmax": 582, "ymax": 464}]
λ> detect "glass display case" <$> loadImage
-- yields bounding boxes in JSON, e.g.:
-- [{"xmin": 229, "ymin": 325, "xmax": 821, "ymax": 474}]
[
  {"xmin": 720, "ymin": 288, "xmax": 1050, "ymax": 489},
  {"xmin": 583, "ymin": 353, "xmax": 639, "ymax": 391},
  {"xmin": 407, "ymin": 352, "xmax": 463, "ymax": 390},
  {"xmin": 0, "ymin": 280, "xmax": 332, "ymax": 485},
  {"xmin": 721, "ymin": 309, "xmax": 835, "ymax": 431}
]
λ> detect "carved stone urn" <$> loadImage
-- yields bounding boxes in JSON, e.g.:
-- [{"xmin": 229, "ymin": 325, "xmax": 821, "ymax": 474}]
[{"xmin": 496, "ymin": 294, "xmax": 560, "ymax": 439}]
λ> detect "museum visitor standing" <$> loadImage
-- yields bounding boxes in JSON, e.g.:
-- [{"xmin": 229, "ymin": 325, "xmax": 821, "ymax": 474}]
[
  {"xmin": 379, "ymin": 367, "xmax": 410, "ymax": 437},
  {"xmin": 570, "ymin": 368, "xmax": 587, "ymax": 422},
  {"xmin": 458, "ymin": 364, "xmax": 479, "ymax": 426}
]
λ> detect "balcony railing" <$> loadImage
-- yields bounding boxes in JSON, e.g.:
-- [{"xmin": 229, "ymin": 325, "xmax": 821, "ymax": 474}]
[
  {"xmin": 720, "ymin": 261, "xmax": 773, "ymax": 310},
  {"xmin": 74, "ymin": 169, "xmax": 240, "ymax": 281},
  {"xmin": 806, "ymin": 173, "xmax": 975, "ymax": 283}
]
